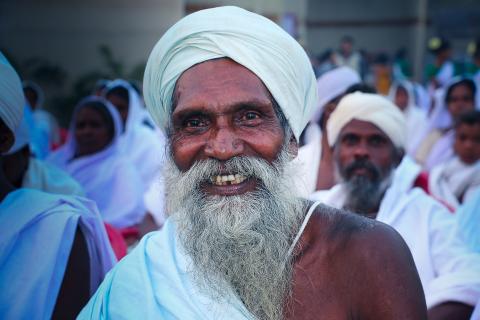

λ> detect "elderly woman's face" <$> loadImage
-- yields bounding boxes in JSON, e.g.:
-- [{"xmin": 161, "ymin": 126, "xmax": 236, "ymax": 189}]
[
  {"xmin": 170, "ymin": 58, "xmax": 285, "ymax": 174},
  {"xmin": 74, "ymin": 106, "xmax": 113, "ymax": 158}
]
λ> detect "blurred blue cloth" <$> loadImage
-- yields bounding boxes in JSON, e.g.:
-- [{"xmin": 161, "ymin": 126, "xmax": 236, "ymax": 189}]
[{"xmin": 456, "ymin": 189, "xmax": 480, "ymax": 253}]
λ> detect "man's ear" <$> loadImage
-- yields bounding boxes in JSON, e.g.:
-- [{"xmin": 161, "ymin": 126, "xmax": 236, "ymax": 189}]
[{"xmin": 288, "ymin": 135, "xmax": 298, "ymax": 159}]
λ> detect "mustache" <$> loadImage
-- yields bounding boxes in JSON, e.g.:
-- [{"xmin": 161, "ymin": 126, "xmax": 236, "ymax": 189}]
[
  {"xmin": 343, "ymin": 159, "xmax": 381, "ymax": 181},
  {"xmin": 175, "ymin": 156, "xmax": 285, "ymax": 190}
]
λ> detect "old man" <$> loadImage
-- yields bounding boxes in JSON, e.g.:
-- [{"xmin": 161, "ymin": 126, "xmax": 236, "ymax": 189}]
[{"xmin": 79, "ymin": 7, "xmax": 426, "ymax": 320}]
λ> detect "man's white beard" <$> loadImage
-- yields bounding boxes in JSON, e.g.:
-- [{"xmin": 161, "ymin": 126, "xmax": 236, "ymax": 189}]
[{"xmin": 164, "ymin": 147, "xmax": 305, "ymax": 320}]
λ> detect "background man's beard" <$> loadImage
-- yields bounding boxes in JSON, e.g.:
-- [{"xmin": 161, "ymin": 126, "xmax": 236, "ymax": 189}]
[
  {"xmin": 164, "ymin": 147, "xmax": 305, "ymax": 320},
  {"xmin": 340, "ymin": 159, "xmax": 393, "ymax": 216}
]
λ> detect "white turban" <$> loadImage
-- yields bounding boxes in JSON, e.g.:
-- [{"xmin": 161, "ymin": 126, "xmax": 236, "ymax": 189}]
[
  {"xmin": 311, "ymin": 66, "xmax": 360, "ymax": 123},
  {"xmin": 143, "ymin": 6, "xmax": 317, "ymax": 141},
  {"xmin": 0, "ymin": 52, "xmax": 24, "ymax": 133},
  {"xmin": 327, "ymin": 92, "xmax": 406, "ymax": 148},
  {"xmin": 5, "ymin": 112, "xmax": 30, "ymax": 155}
]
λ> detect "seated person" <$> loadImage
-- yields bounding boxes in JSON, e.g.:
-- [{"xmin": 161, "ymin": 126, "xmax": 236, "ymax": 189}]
[
  {"xmin": 429, "ymin": 110, "xmax": 480, "ymax": 208},
  {"xmin": 415, "ymin": 78, "xmax": 477, "ymax": 170},
  {"xmin": 104, "ymin": 79, "xmax": 166, "ymax": 191},
  {"xmin": 311, "ymin": 92, "xmax": 480, "ymax": 319},
  {"xmin": 2, "ymin": 113, "xmax": 84, "ymax": 196},
  {"xmin": 0, "ymin": 51, "xmax": 115, "ymax": 319},
  {"xmin": 47, "ymin": 97, "xmax": 145, "ymax": 229}
]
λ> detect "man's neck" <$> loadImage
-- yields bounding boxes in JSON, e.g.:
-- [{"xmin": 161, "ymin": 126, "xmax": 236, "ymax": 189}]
[{"xmin": 0, "ymin": 159, "xmax": 15, "ymax": 203}]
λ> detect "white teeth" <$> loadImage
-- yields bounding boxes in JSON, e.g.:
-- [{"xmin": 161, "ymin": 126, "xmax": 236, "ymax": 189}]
[{"xmin": 211, "ymin": 174, "xmax": 246, "ymax": 185}]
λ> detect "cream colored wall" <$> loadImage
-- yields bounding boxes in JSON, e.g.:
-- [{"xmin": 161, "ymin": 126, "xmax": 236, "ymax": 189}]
[{"xmin": 0, "ymin": 0, "xmax": 184, "ymax": 82}]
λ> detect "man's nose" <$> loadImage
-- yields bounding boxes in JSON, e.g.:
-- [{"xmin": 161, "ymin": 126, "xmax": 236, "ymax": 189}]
[
  {"xmin": 353, "ymin": 141, "xmax": 369, "ymax": 159},
  {"xmin": 204, "ymin": 126, "xmax": 244, "ymax": 160}
]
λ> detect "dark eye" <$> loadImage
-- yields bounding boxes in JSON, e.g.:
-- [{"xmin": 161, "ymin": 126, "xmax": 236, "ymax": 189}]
[
  {"xmin": 342, "ymin": 134, "xmax": 358, "ymax": 146},
  {"xmin": 184, "ymin": 118, "xmax": 205, "ymax": 128},
  {"xmin": 369, "ymin": 135, "xmax": 386, "ymax": 147},
  {"xmin": 244, "ymin": 111, "xmax": 260, "ymax": 121}
]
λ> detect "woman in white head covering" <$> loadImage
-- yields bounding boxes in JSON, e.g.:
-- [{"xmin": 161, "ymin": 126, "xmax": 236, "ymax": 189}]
[
  {"xmin": 388, "ymin": 80, "xmax": 428, "ymax": 157},
  {"xmin": 414, "ymin": 78, "xmax": 479, "ymax": 170},
  {"xmin": 104, "ymin": 79, "xmax": 166, "ymax": 191},
  {"xmin": 47, "ymin": 96, "xmax": 146, "ymax": 229}
]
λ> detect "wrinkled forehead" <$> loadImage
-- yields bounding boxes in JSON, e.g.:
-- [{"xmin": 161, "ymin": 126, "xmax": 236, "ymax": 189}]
[{"xmin": 171, "ymin": 58, "xmax": 271, "ymax": 110}]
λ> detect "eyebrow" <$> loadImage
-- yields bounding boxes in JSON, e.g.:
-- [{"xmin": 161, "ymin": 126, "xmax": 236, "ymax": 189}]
[{"xmin": 172, "ymin": 99, "xmax": 273, "ymax": 119}]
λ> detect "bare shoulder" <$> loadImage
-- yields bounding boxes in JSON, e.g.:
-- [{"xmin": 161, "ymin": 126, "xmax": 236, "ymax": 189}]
[
  {"xmin": 306, "ymin": 202, "xmax": 409, "ymax": 254},
  {"xmin": 294, "ymin": 202, "xmax": 427, "ymax": 319}
]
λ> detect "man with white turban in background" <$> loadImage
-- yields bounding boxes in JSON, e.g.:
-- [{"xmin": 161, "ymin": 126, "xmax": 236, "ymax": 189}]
[
  {"xmin": 79, "ymin": 7, "xmax": 426, "ymax": 320},
  {"xmin": 310, "ymin": 92, "xmax": 480, "ymax": 320},
  {"xmin": 0, "ymin": 52, "xmax": 116, "ymax": 319},
  {"xmin": 293, "ymin": 66, "xmax": 360, "ymax": 195}
]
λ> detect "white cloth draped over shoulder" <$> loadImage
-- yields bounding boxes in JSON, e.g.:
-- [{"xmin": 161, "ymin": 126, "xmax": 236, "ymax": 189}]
[
  {"xmin": 143, "ymin": 6, "xmax": 318, "ymax": 142},
  {"xmin": 78, "ymin": 201, "xmax": 321, "ymax": 319},
  {"xmin": 0, "ymin": 189, "xmax": 116, "ymax": 319},
  {"xmin": 106, "ymin": 79, "xmax": 166, "ymax": 190},
  {"xmin": 47, "ymin": 97, "xmax": 145, "ymax": 228},
  {"xmin": 429, "ymin": 156, "xmax": 480, "ymax": 209},
  {"xmin": 387, "ymin": 81, "xmax": 428, "ymax": 156},
  {"xmin": 310, "ymin": 156, "xmax": 480, "ymax": 308},
  {"xmin": 78, "ymin": 219, "xmax": 255, "ymax": 320}
]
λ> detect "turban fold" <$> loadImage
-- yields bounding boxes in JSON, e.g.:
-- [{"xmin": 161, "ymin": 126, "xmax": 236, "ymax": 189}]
[
  {"xmin": 143, "ymin": 6, "xmax": 318, "ymax": 141},
  {"xmin": 0, "ymin": 52, "xmax": 24, "ymax": 133},
  {"xmin": 327, "ymin": 92, "xmax": 406, "ymax": 148},
  {"xmin": 311, "ymin": 66, "xmax": 360, "ymax": 123}
]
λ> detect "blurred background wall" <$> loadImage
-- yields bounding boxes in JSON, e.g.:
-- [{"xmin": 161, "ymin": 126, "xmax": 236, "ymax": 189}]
[{"xmin": 1, "ymin": 0, "xmax": 479, "ymax": 124}]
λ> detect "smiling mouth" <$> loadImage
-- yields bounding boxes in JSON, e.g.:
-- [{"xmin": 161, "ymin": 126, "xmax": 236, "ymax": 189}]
[{"xmin": 209, "ymin": 174, "xmax": 247, "ymax": 186}]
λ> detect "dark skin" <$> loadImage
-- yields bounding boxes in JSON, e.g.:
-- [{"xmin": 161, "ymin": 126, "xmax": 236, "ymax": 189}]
[
  {"xmin": 0, "ymin": 119, "xmax": 16, "ymax": 202},
  {"xmin": 447, "ymin": 84, "xmax": 475, "ymax": 122},
  {"xmin": 333, "ymin": 120, "xmax": 474, "ymax": 319},
  {"xmin": 171, "ymin": 58, "xmax": 427, "ymax": 319},
  {"xmin": 288, "ymin": 203, "xmax": 427, "ymax": 319},
  {"xmin": 107, "ymin": 93, "xmax": 129, "ymax": 130},
  {"xmin": 454, "ymin": 123, "xmax": 480, "ymax": 165},
  {"xmin": 2, "ymin": 145, "xmax": 30, "ymax": 188},
  {"xmin": 0, "ymin": 119, "xmax": 90, "ymax": 318},
  {"xmin": 74, "ymin": 106, "xmax": 114, "ymax": 158}
]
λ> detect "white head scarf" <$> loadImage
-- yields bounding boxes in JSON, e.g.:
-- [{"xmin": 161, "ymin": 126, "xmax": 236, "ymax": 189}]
[
  {"xmin": 22, "ymin": 81, "xmax": 45, "ymax": 110},
  {"xmin": 327, "ymin": 92, "xmax": 406, "ymax": 148},
  {"xmin": 47, "ymin": 96, "xmax": 146, "ymax": 228},
  {"xmin": 387, "ymin": 80, "xmax": 416, "ymax": 111},
  {"xmin": 0, "ymin": 52, "xmax": 24, "ymax": 133},
  {"xmin": 143, "ymin": 6, "xmax": 317, "ymax": 141},
  {"xmin": 311, "ymin": 66, "xmax": 361, "ymax": 123},
  {"xmin": 427, "ymin": 77, "xmax": 479, "ymax": 132},
  {"xmin": 105, "ymin": 79, "xmax": 148, "ymax": 132}
]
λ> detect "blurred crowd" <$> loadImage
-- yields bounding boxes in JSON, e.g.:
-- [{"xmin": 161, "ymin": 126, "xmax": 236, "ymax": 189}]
[{"xmin": 1, "ymin": 17, "xmax": 479, "ymax": 318}]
